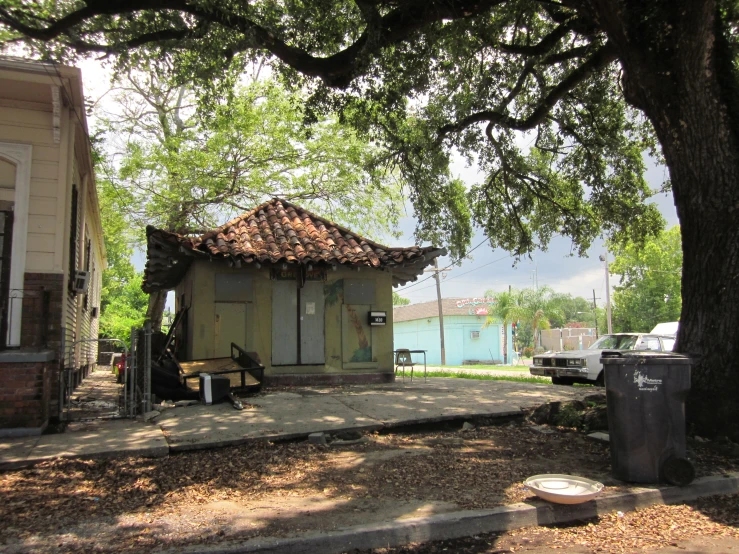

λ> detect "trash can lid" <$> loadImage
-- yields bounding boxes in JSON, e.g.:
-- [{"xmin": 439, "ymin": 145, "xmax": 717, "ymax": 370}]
[{"xmin": 601, "ymin": 350, "xmax": 693, "ymax": 365}]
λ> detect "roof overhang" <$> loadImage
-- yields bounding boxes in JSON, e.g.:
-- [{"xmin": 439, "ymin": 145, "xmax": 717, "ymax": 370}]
[{"xmin": 143, "ymin": 224, "xmax": 447, "ymax": 293}]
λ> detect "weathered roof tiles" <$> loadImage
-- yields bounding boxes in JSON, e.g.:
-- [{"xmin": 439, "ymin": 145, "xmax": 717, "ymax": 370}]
[{"xmin": 143, "ymin": 197, "xmax": 446, "ymax": 292}]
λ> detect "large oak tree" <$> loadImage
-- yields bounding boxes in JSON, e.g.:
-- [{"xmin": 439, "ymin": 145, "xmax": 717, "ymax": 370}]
[{"xmin": 2, "ymin": 0, "xmax": 737, "ymax": 438}]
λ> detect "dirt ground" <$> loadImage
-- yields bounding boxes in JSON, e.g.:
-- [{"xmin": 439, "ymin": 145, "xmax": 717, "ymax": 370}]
[{"xmin": 1, "ymin": 417, "xmax": 738, "ymax": 554}]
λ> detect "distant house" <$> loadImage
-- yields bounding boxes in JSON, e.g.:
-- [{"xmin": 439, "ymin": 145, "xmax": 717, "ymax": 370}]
[
  {"xmin": 143, "ymin": 198, "xmax": 445, "ymax": 385},
  {"xmin": 0, "ymin": 57, "xmax": 106, "ymax": 434},
  {"xmin": 393, "ymin": 298, "xmax": 512, "ymax": 365}
]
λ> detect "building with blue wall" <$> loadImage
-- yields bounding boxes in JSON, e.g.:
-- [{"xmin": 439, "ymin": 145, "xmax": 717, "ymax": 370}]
[{"xmin": 393, "ymin": 298, "xmax": 513, "ymax": 366}]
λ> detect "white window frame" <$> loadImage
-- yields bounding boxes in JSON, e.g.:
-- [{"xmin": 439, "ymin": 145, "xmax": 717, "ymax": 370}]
[{"xmin": 0, "ymin": 142, "xmax": 32, "ymax": 347}]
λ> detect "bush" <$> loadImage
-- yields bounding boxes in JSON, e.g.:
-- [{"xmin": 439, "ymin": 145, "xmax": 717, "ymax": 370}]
[
  {"xmin": 552, "ymin": 403, "xmax": 583, "ymax": 428},
  {"xmin": 523, "ymin": 346, "xmax": 534, "ymax": 357}
]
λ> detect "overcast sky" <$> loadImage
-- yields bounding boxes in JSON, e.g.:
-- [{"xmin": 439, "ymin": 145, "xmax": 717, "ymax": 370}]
[
  {"xmin": 76, "ymin": 60, "xmax": 679, "ymax": 309},
  {"xmin": 393, "ymin": 159, "xmax": 678, "ymax": 306}
]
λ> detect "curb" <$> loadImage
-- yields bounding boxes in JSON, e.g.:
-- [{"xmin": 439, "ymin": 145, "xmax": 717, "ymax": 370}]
[
  {"xmin": 166, "ymin": 424, "xmax": 386, "ymax": 453},
  {"xmin": 0, "ymin": 442, "xmax": 169, "ymax": 471},
  {"xmin": 164, "ymin": 473, "xmax": 739, "ymax": 554}
]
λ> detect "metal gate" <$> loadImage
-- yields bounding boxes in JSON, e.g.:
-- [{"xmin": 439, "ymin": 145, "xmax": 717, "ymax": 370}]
[{"xmin": 58, "ymin": 324, "xmax": 152, "ymax": 421}]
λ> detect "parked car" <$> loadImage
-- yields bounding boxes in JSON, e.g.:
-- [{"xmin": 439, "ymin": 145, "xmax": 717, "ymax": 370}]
[
  {"xmin": 529, "ymin": 333, "xmax": 676, "ymax": 386},
  {"xmin": 115, "ymin": 353, "xmax": 127, "ymax": 384}
]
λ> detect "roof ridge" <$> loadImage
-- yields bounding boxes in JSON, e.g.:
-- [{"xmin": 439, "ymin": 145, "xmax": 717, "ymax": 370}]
[
  {"xmin": 277, "ymin": 198, "xmax": 395, "ymax": 251},
  {"xmin": 203, "ymin": 197, "xmax": 427, "ymax": 252}
]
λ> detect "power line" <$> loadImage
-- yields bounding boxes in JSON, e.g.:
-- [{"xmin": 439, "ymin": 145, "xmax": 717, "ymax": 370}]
[
  {"xmin": 442, "ymin": 253, "xmax": 513, "ymax": 283},
  {"xmin": 395, "ymin": 237, "xmax": 490, "ymax": 293}
]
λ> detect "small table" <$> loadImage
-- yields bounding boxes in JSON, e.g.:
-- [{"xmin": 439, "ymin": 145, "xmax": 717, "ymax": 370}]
[{"xmin": 394, "ymin": 349, "xmax": 427, "ymax": 382}]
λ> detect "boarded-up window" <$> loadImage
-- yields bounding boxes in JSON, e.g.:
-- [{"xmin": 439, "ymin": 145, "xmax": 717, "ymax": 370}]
[
  {"xmin": 344, "ymin": 279, "xmax": 376, "ymax": 304},
  {"xmin": 215, "ymin": 274, "xmax": 253, "ymax": 302}
]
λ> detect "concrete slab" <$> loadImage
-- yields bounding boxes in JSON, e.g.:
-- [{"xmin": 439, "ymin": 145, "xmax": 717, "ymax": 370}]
[
  {"xmin": 0, "ymin": 435, "xmax": 39, "ymax": 469},
  {"xmin": 332, "ymin": 378, "xmax": 584, "ymax": 426},
  {"xmin": 0, "ymin": 378, "xmax": 589, "ymax": 466},
  {"xmin": 158, "ymin": 394, "xmax": 383, "ymax": 452},
  {"xmin": 2, "ymin": 419, "xmax": 168, "ymax": 468}
]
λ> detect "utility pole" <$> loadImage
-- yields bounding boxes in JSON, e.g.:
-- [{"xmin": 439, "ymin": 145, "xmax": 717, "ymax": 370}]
[
  {"xmin": 600, "ymin": 252, "xmax": 613, "ymax": 334},
  {"xmin": 425, "ymin": 259, "xmax": 448, "ymax": 366},
  {"xmin": 434, "ymin": 259, "xmax": 446, "ymax": 366},
  {"xmin": 592, "ymin": 289, "xmax": 599, "ymax": 338}
]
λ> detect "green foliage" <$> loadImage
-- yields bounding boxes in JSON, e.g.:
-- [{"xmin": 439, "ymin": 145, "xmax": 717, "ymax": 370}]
[
  {"xmin": 609, "ymin": 226, "xmax": 683, "ymax": 332},
  {"xmin": 552, "ymin": 403, "xmax": 583, "ymax": 429},
  {"xmin": 422, "ymin": 370, "xmax": 550, "ymax": 384},
  {"xmin": 483, "ymin": 289, "xmax": 526, "ymax": 328},
  {"xmin": 546, "ymin": 293, "xmax": 595, "ymax": 328},
  {"xmin": 97, "ymin": 178, "xmax": 148, "ymax": 344},
  {"xmin": 0, "ymin": 1, "xmax": 665, "ymax": 261},
  {"xmin": 98, "ymin": 69, "xmax": 402, "ymax": 240},
  {"xmin": 392, "ymin": 292, "xmax": 410, "ymax": 306},
  {"xmin": 483, "ymin": 288, "xmax": 526, "ymax": 362},
  {"xmin": 483, "ymin": 287, "xmax": 589, "ymax": 349}
]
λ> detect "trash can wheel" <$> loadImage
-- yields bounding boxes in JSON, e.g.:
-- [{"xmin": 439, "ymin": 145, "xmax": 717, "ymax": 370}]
[{"xmin": 662, "ymin": 456, "xmax": 696, "ymax": 487}]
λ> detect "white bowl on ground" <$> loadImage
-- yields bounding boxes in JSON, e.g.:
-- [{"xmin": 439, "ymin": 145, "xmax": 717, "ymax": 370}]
[{"xmin": 524, "ymin": 474, "xmax": 604, "ymax": 504}]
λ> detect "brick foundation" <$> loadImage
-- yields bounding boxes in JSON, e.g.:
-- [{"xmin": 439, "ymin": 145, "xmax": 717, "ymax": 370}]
[
  {"xmin": 20, "ymin": 273, "xmax": 64, "ymax": 350},
  {"xmin": 0, "ymin": 273, "xmax": 63, "ymax": 431},
  {"xmin": 0, "ymin": 359, "xmax": 53, "ymax": 429},
  {"xmin": 263, "ymin": 372, "xmax": 395, "ymax": 387}
]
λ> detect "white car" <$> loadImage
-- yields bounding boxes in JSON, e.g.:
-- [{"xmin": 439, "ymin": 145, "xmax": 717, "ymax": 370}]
[{"xmin": 529, "ymin": 333, "xmax": 676, "ymax": 386}]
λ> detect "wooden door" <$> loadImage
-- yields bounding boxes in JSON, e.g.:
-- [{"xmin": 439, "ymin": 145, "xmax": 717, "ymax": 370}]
[
  {"xmin": 271, "ymin": 280, "xmax": 298, "ymax": 365},
  {"xmin": 300, "ymin": 281, "xmax": 325, "ymax": 364},
  {"xmin": 214, "ymin": 302, "xmax": 247, "ymax": 358}
]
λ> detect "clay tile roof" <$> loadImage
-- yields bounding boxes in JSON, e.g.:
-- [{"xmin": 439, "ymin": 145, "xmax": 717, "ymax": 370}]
[{"xmin": 143, "ymin": 198, "xmax": 446, "ymax": 293}]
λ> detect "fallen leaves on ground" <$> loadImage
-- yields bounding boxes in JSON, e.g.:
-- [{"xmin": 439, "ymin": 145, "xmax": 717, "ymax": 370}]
[
  {"xmin": 1, "ymin": 419, "xmax": 737, "ymax": 554},
  {"xmin": 363, "ymin": 494, "xmax": 739, "ymax": 553}
]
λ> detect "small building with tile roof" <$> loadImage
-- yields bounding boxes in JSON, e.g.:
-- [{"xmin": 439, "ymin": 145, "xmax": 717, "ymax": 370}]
[
  {"xmin": 393, "ymin": 298, "xmax": 513, "ymax": 366},
  {"xmin": 144, "ymin": 198, "xmax": 445, "ymax": 385}
]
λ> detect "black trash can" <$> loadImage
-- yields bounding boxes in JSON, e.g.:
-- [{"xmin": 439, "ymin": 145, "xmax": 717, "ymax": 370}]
[{"xmin": 601, "ymin": 350, "xmax": 694, "ymax": 485}]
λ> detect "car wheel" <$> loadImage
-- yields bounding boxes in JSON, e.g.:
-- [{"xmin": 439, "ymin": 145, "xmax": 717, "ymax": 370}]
[
  {"xmin": 595, "ymin": 372, "xmax": 605, "ymax": 387},
  {"xmin": 552, "ymin": 376, "xmax": 574, "ymax": 386}
]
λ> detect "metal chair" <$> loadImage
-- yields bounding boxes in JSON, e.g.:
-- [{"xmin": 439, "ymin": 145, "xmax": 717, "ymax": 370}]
[{"xmin": 394, "ymin": 349, "xmax": 416, "ymax": 381}]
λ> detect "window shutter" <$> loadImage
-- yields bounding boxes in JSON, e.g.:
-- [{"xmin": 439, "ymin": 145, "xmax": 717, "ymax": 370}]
[{"xmin": 68, "ymin": 185, "xmax": 78, "ymax": 293}]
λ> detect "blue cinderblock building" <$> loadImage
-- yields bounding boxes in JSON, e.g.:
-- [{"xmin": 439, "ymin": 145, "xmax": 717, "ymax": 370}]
[{"xmin": 393, "ymin": 298, "xmax": 513, "ymax": 366}]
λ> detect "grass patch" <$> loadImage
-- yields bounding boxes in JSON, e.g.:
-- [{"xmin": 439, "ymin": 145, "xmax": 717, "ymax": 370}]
[
  {"xmin": 421, "ymin": 370, "xmax": 551, "ymax": 384},
  {"xmin": 442, "ymin": 364, "xmax": 530, "ymax": 371}
]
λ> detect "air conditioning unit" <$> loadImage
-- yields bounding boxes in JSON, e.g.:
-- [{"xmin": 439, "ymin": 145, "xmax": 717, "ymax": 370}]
[
  {"xmin": 72, "ymin": 270, "xmax": 90, "ymax": 294},
  {"xmin": 470, "ymin": 330, "xmax": 480, "ymax": 339}
]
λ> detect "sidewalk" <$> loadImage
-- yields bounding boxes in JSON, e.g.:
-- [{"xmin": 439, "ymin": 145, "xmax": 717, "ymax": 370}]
[{"xmin": 0, "ymin": 377, "xmax": 582, "ymax": 469}]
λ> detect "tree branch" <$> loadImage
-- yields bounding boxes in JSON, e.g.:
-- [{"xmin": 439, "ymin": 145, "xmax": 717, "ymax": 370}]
[
  {"xmin": 1, "ymin": 0, "xmax": 506, "ymax": 88},
  {"xmin": 437, "ymin": 42, "xmax": 616, "ymax": 139},
  {"xmin": 496, "ymin": 21, "xmax": 574, "ymax": 56}
]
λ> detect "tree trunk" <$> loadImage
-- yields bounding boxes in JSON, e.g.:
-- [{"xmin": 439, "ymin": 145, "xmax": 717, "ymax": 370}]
[
  {"xmin": 586, "ymin": 0, "xmax": 739, "ymax": 439},
  {"xmin": 146, "ymin": 290, "xmax": 167, "ymax": 333}
]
